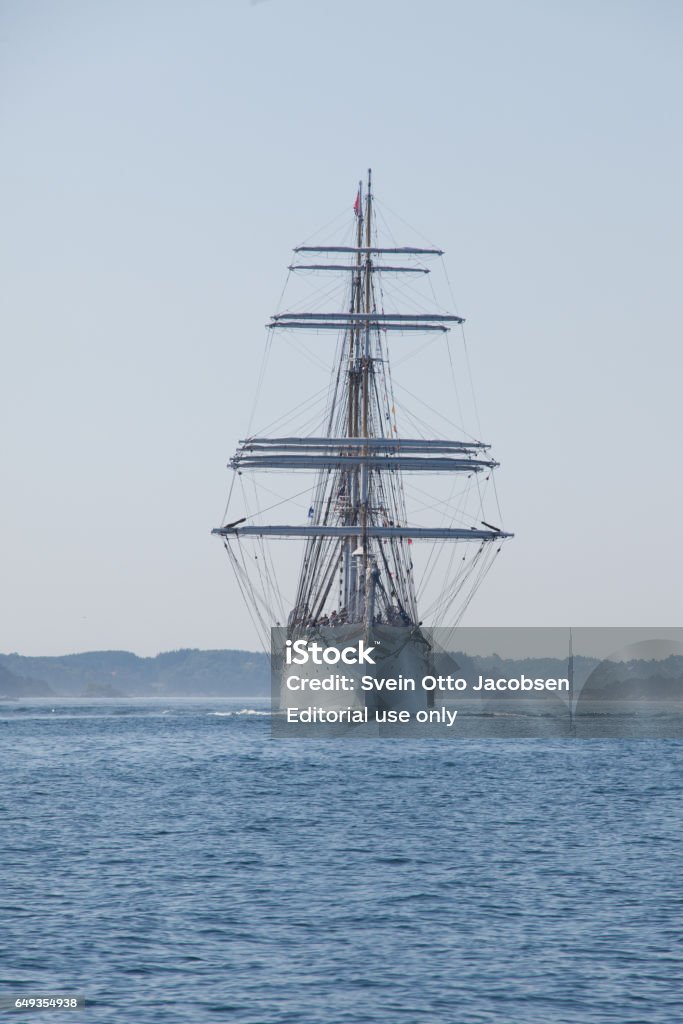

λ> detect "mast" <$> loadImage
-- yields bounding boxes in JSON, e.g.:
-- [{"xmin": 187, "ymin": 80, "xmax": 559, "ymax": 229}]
[
  {"xmin": 344, "ymin": 179, "xmax": 363, "ymax": 615},
  {"xmin": 360, "ymin": 169, "xmax": 373, "ymax": 606},
  {"xmin": 214, "ymin": 173, "xmax": 513, "ymax": 638}
]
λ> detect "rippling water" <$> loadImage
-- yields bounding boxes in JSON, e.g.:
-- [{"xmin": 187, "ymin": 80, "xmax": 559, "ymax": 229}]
[{"xmin": 1, "ymin": 699, "xmax": 681, "ymax": 1023}]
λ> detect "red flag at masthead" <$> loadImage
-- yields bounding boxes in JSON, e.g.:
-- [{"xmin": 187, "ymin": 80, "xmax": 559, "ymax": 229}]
[{"xmin": 353, "ymin": 190, "xmax": 360, "ymax": 217}]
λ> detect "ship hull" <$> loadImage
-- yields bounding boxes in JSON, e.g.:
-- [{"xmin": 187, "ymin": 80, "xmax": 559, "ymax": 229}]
[{"xmin": 277, "ymin": 624, "xmax": 432, "ymax": 716}]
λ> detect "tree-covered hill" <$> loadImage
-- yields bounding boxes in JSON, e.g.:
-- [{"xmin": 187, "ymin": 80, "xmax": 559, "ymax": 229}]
[
  {"xmin": 0, "ymin": 663, "xmax": 56, "ymax": 698},
  {"xmin": 0, "ymin": 649, "xmax": 269, "ymax": 698}
]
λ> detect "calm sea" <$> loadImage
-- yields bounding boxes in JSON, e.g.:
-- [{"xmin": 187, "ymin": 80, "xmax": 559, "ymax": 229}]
[{"xmin": 1, "ymin": 700, "xmax": 681, "ymax": 1023}]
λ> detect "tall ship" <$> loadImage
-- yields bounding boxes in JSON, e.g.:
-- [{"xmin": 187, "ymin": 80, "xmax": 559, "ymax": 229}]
[{"xmin": 213, "ymin": 172, "xmax": 512, "ymax": 715}]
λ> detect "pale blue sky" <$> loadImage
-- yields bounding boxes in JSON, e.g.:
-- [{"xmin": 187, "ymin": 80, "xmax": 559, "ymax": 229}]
[{"xmin": 2, "ymin": 0, "xmax": 681, "ymax": 655}]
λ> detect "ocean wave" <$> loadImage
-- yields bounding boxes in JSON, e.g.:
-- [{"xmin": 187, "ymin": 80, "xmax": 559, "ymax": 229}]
[{"xmin": 207, "ymin": 709, "xmax": 271, "ymax": 717}]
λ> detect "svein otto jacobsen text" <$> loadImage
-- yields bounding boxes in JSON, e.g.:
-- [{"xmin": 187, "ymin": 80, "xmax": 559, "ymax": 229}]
[{"xmin": 283, "ymin": 641, "xmax": 569, "ymax": 694}]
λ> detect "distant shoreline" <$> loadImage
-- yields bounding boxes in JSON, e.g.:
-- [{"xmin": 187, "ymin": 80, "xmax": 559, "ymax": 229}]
[{"xmin": 0, "ymin": 649, "xmax": 269, "ymax": 700}]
